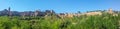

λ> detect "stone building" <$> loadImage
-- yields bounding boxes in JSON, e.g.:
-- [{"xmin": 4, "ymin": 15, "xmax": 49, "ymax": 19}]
[
  {"xmin": 107, "ymin": 8, "xmax": 118, "ymax": 16},
  {"xmin": 34, "ymin": 10, "xmax": 40, "ymax": 17},
  {"xmin": 85, "ymin": 12, "xmax": 102, "ymax": 16},
  {"xmin": 108, "ymin": 8, "xmax": 114, "ymax": 14}
]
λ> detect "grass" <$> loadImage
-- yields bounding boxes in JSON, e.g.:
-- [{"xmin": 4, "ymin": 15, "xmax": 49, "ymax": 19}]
[{"xmin": 0, "ymin": 13, "xmax": 120, "ymax": 29}]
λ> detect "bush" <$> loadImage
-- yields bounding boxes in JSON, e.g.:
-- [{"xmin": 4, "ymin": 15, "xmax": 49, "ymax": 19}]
[{"xmin": 0, "ymin": 13, "xmax": 119, "ymax": 29}]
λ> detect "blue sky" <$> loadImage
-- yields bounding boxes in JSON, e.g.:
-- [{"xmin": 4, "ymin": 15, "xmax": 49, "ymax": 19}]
[{"xmin": 0, "ymin": 0, "xmax": 120, "ymax": 13}]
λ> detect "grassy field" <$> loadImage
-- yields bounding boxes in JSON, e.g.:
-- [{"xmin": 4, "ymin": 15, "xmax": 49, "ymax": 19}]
[{"xmin": 0, "ymin": 13, "xmax": 120, "ymax": 29}]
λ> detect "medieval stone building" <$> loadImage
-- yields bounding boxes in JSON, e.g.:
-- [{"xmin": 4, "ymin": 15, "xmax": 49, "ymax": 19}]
[
  {"xmin": 107, "ymin": 8, "xmax": 118, "ymax": 16},
  {"xmin": 85, "ymin": 12, "xmax": 102, "ymax": 16},
  {"xmin": 108, "ymin": 8, "xmax": 114, "ymax": 14},
  {"xmin": 34, "ymin": 10, "xmax": 40, "ymax": 17}
]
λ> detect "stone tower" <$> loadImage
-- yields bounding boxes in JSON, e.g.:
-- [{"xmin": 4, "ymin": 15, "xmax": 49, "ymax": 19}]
[
  {"xmin": 108, "ymin": 8, "xmax": 113, "ymax": 14},
  {"xmin": 8, "ymin": 7, "xmax": 12, "ymax": 19},
  {"xmin": 8, "ymin": 7, "xmax": 12, "ymax": 16}
]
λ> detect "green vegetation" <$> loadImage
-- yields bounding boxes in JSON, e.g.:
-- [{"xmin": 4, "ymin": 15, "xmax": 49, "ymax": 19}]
[{"xmin": 0, "ymin": 13, "xmax": 120, "ymax": 29}]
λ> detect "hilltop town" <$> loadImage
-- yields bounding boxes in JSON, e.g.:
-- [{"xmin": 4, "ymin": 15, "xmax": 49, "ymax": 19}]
[
  {"xmin": 0, "ymin": 7, "xmax": 120, "ymax": 29},
  {"xmin": 0, "ymin": 7, "xmax": 119, "ymax": 18}
]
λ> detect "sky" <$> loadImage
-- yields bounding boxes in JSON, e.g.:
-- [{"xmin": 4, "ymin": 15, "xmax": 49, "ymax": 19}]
[{"xmin": 0, "ymin": 0, "xmax": 120, "ymax": 13}]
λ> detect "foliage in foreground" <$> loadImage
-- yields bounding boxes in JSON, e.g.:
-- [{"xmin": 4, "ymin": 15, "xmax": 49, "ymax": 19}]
[{"xmin": 0, "ymin": 13, "xmax": 120, "ymax": 29}]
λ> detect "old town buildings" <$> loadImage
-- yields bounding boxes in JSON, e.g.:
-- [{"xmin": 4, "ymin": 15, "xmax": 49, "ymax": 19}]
[{"xmin": 0, "ymin": 7, "xmax": 118, "ymax": 18}]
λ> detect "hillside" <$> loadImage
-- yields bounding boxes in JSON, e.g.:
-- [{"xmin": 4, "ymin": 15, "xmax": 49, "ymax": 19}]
[{"xmin": 0, "ymin": 10, "xmax": 120, "ymax": 29}]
